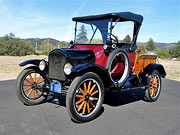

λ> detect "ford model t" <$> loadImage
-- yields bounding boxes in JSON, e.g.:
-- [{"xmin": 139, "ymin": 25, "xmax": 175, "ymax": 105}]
[{"xmin": 16, "ymin": 12, "xmax": 166, "ymax": 123}]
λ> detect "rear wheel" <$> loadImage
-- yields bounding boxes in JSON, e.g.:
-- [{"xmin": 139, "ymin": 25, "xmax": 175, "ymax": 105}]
[
  {"xmin": 66, "ymin": 72, "xmax": 104, "ymax": 123},
  {"xmin": 16, "ymin": 68, "xmax": 47, "ymax": 105},
  {"xmin": 145, "ymin": 70, "xmax": 161, "ymax": 102}
]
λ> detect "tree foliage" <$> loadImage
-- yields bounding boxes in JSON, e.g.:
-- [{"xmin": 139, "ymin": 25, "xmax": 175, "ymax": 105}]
[
  {"xmin": 0, "ymin": 34, "xmax": 34, "ymax": 56},
  {"xmin": 121, "ymin": 34, "xmax": 131, "ymax": 43},
  {"xmin": 169, "ymin": 41, "xmax": 180, "ymax": 58},
  {"xmin": 157, "ymin": 49, "xmax": 170, "ymax": 59},
  {"xmin": 146, "ymin": 38, "xmax": 157, "ymax": 51},
  {"xmin": 76, "ymin": 25, "xmax": 88, "ymax": 44}
]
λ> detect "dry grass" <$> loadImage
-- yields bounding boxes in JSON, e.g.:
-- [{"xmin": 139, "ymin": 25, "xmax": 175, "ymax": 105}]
[
  {"xmin": 0, "ymin": 55, "xmax": 179, "ymax": 81},
  {"xmin": 0, "ymin": 55, "xmax": 47, "ymax": 80},
  {"xmin": 158, "ymin": 59, "xmax": 180, "ymax": 81}
]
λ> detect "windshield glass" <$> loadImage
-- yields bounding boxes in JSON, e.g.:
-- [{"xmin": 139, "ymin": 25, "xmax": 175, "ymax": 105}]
[
  {"xmin": 75, "ymin": 19, "xmax": 111, "ymax": 44},
  {"xmin": 111, "ymin": 21, "xmax": 134, "ymax": 43}
]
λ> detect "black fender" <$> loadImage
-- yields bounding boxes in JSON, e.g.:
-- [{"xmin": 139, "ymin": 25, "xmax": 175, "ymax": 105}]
[
  {"xmin": 19, "ymin": 59, "xmax": 48, "ymax": 74},
  {"xmin": 139, "ymin": 63, "xmax": 166, "ymax": 85},
  {"xmin": 70, "ymin": 63, "xmax": 114, "ymax": 87}
]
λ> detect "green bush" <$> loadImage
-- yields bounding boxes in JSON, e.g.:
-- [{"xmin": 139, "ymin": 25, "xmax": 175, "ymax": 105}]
[
  {"xmin": 157, "ymin": 49, "xmax": 170, "ymax": 59},
  {"xmin": 0, "ymin": 35, "xmax": 34, "ymax": 56}
]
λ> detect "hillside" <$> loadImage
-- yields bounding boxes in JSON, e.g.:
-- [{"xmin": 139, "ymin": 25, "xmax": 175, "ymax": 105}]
[
  {"xmin": 23, "ymin": 38, "xmax": 68, "ymax": 48},
  {"xmin": 137, "ymin": 42, "xmax": 177, "ymax": 50}
]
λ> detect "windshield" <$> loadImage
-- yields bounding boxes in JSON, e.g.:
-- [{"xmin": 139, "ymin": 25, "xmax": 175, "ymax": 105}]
[{"xmin": 74, "ymin": 19, "xmax": 111, "ymax": 44}]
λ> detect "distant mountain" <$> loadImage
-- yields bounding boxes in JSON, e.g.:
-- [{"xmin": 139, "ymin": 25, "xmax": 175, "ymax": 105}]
[
  {"xmin": 23, "ymin": 38, "xmax": 68, "ymax": 47},
  {"xmin": 137, "ymin": 42, "xmax": 177, "ymax": 50}
]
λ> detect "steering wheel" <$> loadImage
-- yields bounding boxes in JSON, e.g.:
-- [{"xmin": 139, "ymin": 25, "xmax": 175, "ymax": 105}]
[{"xmin": 107, "ymin": 33, "xmax": 119, "ymax": 44}]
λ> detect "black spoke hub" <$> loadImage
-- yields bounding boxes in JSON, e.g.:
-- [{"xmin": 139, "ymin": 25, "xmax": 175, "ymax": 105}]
[{"xmin": 84, "ymin": 93, "xmax": 90, "ymax": 102}]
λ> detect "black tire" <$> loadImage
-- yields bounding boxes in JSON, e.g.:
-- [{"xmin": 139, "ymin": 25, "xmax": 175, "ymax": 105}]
[
  {"xmin": 66, "ymin": 72, "xmax": 104, "ymax": 123},
  {"xmin": 105, "ymin": 48, "xmax": 130, "ymax": 87},
  {"xmin": 145, "ymin": 70, "xmax": 162, "ymax": 102},
  {"xmin": 16, "ymin": 67, "xmax": 47, "ymax": 105}
]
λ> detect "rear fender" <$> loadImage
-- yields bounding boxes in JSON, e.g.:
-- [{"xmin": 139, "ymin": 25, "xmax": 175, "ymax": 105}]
[
  {"xmin": 139, "ymin": 64, "xmax": 166, "ymax": 85},
  {"xmin": 70, "ymin": 63, "xmax": 114, "ymax": 87}
]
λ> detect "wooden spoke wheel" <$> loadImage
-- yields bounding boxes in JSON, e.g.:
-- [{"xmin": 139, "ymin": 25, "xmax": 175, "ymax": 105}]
[
  {"xmin": 145, "ymin": 70, "xmax": 161, "ymax": 102},
  {"xmin": 23, "ymin": 72, "xmax": 45, "ymax": 100},
  {"xmin": 66, "ymin": 72, "xmax": 104, "ymax": 123},
  {"xmin": 16, "ymin": 67, "xmax": 47, "ymax": 105}
]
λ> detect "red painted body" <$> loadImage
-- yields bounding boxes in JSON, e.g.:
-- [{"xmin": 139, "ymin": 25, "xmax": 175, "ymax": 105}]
[{"xmin": 75, "ymin": 44, "xmax": 136, "ymax": 76}]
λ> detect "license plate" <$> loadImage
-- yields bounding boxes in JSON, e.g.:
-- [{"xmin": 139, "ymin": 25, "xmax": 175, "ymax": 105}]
[{"xmin": 50, "ymin": 82, "xmax": 61, "ymax": 94}]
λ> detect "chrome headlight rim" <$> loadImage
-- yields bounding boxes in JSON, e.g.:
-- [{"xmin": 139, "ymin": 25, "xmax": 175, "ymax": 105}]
[
  {"xmin": 39, "ymin": 60, "xmax": 46, "ymax": 71},
  {"xmin": 64, "ymin": 63, "xmax": 73, "ymax": 75}
]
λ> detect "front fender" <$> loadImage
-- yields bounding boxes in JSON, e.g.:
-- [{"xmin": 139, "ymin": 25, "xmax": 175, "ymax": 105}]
[
  {"xmin": 19, "ymin": 59, "xmax": 48, "ymax": 67},
  {"xmin": 70, "ymin": 63, "xmax": 114, "ymax": 87}
]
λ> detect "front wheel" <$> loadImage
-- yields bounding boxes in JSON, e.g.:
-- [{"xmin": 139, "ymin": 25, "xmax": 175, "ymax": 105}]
[
  {"xmin": 145, "ymin": 70, "xmax": 162, "ymax": 102},
  {"xmin": 66, "ymin": 72, "xmax": 104, "ymax": 123},
  {"xmin": 16, "ymin": 67, "xmax": 48, "ymax": 105}
]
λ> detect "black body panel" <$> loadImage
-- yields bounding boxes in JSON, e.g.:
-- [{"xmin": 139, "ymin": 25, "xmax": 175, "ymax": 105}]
[
  {"xmin": 70, "ymin": 63, "xmax": 114, "ymax": 87},
  {"xmin": 48, "ymin": 49, "xmax": 95, "ymax": 81}
]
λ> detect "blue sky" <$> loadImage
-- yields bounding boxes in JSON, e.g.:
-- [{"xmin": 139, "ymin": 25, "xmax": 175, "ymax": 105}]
[{"xmin": 0, "ymin": 0, "xmax": 179, "ymax": 43}]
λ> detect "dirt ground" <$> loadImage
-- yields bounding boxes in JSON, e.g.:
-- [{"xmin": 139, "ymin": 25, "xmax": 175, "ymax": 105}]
[
  {"xmin": 0, "ymin": 55, "xmax": 179, "ymax": 81},
  {"xmin": 0, "ymin": 55, "xmax": 48, "ymax": 80}
]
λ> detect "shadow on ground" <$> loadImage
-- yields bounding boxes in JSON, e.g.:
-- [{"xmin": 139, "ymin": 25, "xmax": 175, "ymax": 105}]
[{"xmin": 46, "ymin": 87, "xmax": 146, "ymax": 108}]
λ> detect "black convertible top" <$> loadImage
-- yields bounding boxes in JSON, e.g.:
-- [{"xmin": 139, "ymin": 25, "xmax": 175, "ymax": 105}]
[{"xmin": 72, "ymin": 12, "xmax": 143, "ymax": 24}]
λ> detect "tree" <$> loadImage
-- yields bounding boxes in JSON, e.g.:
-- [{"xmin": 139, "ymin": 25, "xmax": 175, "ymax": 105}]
[
  {"xmin": 157, "ymin": 49, "xmax": 170, "ymax": 59},
  {"xmin": 0, "ymin": 34, "xmax": 34, "ymax": 56},
  {"xmin": 170, "ymin": 41, "xmax": 180, "ymax": 58},
  {"xmin": 122, "ymin": 34, "xmax": 131, "ymax": 43},
  {"xmin": 146, "ymin": 38, "xmax": 157, "ymax": 51},
  {"xmin": 76, "ymin": 25, "xmax": 88, "ymax": 44}
]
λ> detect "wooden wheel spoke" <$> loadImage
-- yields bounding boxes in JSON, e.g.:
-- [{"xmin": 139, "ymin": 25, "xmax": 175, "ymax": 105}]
[
  {"xmin": 32, "ymin": 90, "xmax": 35, "ymax": 99},
  {"xmin": 25, "ymin": 78, "xmax": 32, "ymax": 84},
  {"xmin": 87, "ymin": 81, "xmax": 91, "ymax": 93},
  {"xmin": 92, "ymin": 97, "xmax": 98, "ymax": 101},
  {"xmin": 84, "ymin": 82, "xmax": 87, "ymax": 93},
  {"xmin": 90, "ymin": 101, "xmax": 95, "ymax": 108},
  {"xmin": 36, "ymin": 75, "xmax": 41, "ymax": 82},
  {"xmin": 91, "ymin": 90, "xmax": 99, "ymax": 96},
  {"xmin": 87, "ymin": 102, "xmax": 90, "ymax": 113},
  {"xmin": 76, "ymin": 94, "xmax": 84, "ymax": 98},
  {"xmin": 82, "ymin": 102, "xmax": 87, "ymax": 115},
  {"xmin": 79, "ymin": 88, "xmax": 85, "ymax": 95},
  {"xmin": 76, "ymin": 98, "xmax": 84, "ymax": 105},
  {"xmin": 35, "ymin": 90, "xmax": 40, "ymax": 98},
  {"xmin": 152, "ymin": 89, "xmax": 156, "ymax": 96},
  {"xmin": 27, "ymin": 89, "xmax": 33, "ymax": 97},
  {"xmin": 77, "ymin": 101, "xmax": 85, "ymax": 112},
  {"xmin": 34, "ymin": 73, "xmax": 36, "ymax": 82},
  {"xmin": 38, "ymin": 79, "xmax": 45, "ymax": 84},
  {"xmin": 89, "ymin": 84, "xmax": 96, "ymax": 94},
  {"xmin": 23, "ymin": 84, "xmax": 32, "ymax": 86},
  {"xmin": 24, "ymin": 87, "xmax": 32, "ymax": 92},
  {"xmin": 29, "ymin": 74, "xmax": 34, "ymax": 83}
]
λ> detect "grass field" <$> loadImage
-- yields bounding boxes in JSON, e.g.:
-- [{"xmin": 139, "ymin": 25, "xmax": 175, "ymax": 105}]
[{"xmin": 0, "ymin": 55, "xmax": 179, "ymax": 81}]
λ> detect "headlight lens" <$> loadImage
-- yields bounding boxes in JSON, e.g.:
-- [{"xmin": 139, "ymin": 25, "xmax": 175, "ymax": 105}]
[
  {"xmin": 64, "ymin": 63, "xmax": 72, "ymax": 75},
  {"xmin": 39, "ymin": 60, "xmax": 46, "ymax": 71}
]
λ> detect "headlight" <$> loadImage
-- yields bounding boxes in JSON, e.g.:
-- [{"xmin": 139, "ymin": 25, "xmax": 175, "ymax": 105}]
[
  {"xmin": 39, "ymin": 60, "xmax": 46, "ymax": 71},
  {"xmin": 64, "ymin": 63, "xmax": 72, "ymax": 75}
]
